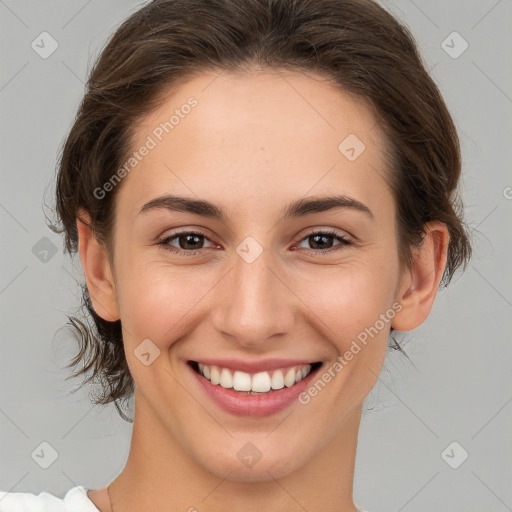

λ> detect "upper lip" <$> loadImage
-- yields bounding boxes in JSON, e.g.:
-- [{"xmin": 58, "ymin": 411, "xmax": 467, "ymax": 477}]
[{"xmin": 190, "ymin": 358, "xmax": 321, "ymax": 374}]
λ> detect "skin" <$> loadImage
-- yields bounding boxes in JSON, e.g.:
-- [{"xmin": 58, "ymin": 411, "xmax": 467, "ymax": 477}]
[{"xmin": 79, "ymin": 68, "xmax": 449, "ymax": 512}]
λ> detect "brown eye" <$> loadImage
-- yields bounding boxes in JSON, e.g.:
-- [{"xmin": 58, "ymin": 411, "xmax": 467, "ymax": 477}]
[
  {"xmin": 295, "ymin": 230, "xmax": 351, "ymax": 253},
  {"xmin": 158, "ymin": 230, "xmax": 216, "ymax": 255}
]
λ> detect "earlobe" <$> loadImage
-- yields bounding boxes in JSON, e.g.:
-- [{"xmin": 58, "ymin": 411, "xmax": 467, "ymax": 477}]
[
  {"xmin": 391, "ymin": 221, "xmax": 450, "ymax": 332},
  {"xmin": 76, "ymin": 210, "xmax": 120, "ymax": 322}
]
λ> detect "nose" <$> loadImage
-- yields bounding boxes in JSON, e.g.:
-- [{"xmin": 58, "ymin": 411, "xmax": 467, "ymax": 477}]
[{"xmin": 211, "ymin": 243, "xmax": 296, "ymax": 349}]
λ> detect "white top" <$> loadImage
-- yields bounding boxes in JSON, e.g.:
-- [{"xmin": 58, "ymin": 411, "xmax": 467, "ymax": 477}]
[
  {"xmin": 0, "ymin": 486, "xmax": 99, "ymax": 512},
  {"xmin": 0, "ymin": 485, "xmax": 369, "ymax": 511}
]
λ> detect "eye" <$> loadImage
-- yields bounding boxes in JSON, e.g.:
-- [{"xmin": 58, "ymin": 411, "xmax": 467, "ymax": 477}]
[
  {"xmin": 157, "ymin": 228, "xmax": 352, "ymax": 257},
  {"xmin": 157, "ymin": 230, "xmax": 217, "ymax": 256},
  {"xmin": 294, "ymin": 229, "xmax": 352, "ymax": 254}
]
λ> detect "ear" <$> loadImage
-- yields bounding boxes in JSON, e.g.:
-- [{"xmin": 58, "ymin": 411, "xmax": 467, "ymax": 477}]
[
  {"xmin": 391, "ymin": 221, "xmax": 450, "ymax": 332},
  {"xmin": 76, "ymin": 210, "xmax": 120, "ymax": 322}
]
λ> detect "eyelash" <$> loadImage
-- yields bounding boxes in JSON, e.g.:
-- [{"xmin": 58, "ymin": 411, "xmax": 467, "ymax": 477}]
[{"xmin": 157, "ymin": 229, "xmax": 352, "ymax": 257}]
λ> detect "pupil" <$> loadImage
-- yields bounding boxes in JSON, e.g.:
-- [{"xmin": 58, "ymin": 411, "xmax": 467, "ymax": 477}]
[
  {"xmin": 311, "ymin": 234, "xmax": 332, "ymax": 249},
  {"xmin": 181, "ymin": 234, "xmax": 202, "ymax": 249}
]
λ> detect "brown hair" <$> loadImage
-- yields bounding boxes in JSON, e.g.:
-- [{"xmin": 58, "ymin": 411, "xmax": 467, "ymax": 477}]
[{"xmin": 49, "ymin": 0, "xmax": 473, "ymax": 421}]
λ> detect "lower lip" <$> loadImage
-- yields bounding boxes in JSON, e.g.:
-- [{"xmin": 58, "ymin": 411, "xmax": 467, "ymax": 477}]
[{"xmin": 189, "ymin": 363, "xmax": 321, "ymax": 417}]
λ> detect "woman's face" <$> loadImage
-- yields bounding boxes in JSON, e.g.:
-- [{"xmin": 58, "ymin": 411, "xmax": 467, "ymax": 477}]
[{"xmin": 101, "ymin": 69, "xmax": 409, "ymax": 481}]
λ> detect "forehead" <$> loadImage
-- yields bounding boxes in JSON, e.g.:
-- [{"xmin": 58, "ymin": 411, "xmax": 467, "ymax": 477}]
[
  {"xmin": 119, "ymin": 69, "xmax": 392, "ymax": 220},
  {"xmin": 136, "ymin": 68, "xmax": 383, "ymax": 147}
]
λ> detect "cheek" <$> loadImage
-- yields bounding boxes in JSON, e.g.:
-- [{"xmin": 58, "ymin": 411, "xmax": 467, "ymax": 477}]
[
  {"xmin": 115, "ymin": 259, "xmax": 213, "ymax": 347},
  {"xmin": 298, "ymin": 261, "xmax": 398, "ymax": 340}
]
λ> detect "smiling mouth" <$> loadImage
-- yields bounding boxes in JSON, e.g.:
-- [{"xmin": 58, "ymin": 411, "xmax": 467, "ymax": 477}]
[{"xmin": 188, "ymin": 360, "xmax": 323, "ymax": 395}]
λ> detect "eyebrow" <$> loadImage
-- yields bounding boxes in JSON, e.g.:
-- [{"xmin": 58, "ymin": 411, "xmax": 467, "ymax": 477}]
[{"xmin": 139, "ymin": 194, "xmax": 374, "ymax": 221}]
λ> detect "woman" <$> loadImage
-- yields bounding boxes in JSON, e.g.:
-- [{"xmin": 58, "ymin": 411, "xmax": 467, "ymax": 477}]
[{"xmin": 0, "ymin": 0, "xmax": 472, "ymax": 510}]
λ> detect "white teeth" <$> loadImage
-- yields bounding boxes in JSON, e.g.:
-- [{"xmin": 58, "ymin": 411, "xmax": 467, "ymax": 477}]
[
  {"xmin": 233, "ymin": 371, "xmax": 252, "ymax": 391},
  {"xmin": 284, "ymin": 368, "xmax": 296, "ymax": 387},
  {"xmin": 195, "ymin": 363, "xmax": 315, "ymax": 393},
  {"xmin": 210, "ymin": 366, "xmax": 220, "ymax": 385},
  {"xmin": 219, "ymin": 368, "xmax": 233, "ymax": 389},
  {"xmin": 271, "ymin": 370, "xmax": 285, "ymax": 390},
  {"xmin": 252, "ymin": 372, "xmax": 272, "ymax": 393}
]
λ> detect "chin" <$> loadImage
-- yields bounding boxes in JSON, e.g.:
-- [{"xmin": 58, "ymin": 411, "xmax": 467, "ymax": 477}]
[{"xmin": 197, "ymin": 447, "xmax": 306, "ymax": 483}]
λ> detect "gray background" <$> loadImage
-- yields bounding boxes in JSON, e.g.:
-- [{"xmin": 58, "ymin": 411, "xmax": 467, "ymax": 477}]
[{"xmin": 0, "ymin": 1, "xmax": 511, "ymax": 511}]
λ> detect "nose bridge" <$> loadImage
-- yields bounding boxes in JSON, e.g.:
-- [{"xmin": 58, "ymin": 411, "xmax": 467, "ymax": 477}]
[{"xmin": 213, "ymin": 239, "xmax": 294, "ymax": 344}]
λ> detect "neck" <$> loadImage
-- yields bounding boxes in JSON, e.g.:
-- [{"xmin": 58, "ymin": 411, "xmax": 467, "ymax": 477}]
[{"xmin": 108, "ymin": 392, "xmax": 362, "ymax": 512}]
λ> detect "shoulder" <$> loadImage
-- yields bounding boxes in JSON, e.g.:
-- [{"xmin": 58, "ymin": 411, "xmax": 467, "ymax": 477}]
[{"xmin": 0, "ymin": 486, "xmax": 100, "ymax": 512}]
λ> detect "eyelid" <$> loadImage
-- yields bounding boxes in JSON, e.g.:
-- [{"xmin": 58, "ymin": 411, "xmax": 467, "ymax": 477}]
[
  {"xmin": 296, "ymin": 226, "xmax": 352, "ymax": 244},
  {"xmin": 158, "ymin": 228, "xmax": 218, "ymax": 250},
  {"xmin": 157, "ymin": 226, "xmax": 217, "ymax": 243},
  {"xmin": 291, "ymin": 228, "xmax": 352, "ymax": 254}
]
